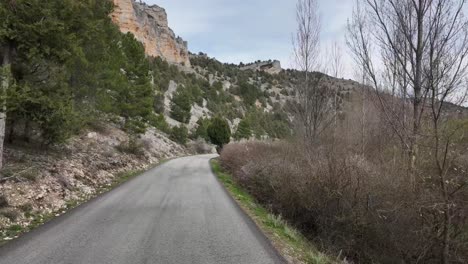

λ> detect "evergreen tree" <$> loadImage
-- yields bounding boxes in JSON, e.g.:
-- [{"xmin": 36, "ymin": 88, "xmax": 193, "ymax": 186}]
[
  {"xmin": 170, "ymin": 125, "xmax": 188, "ymax": 145},
  {"xmin": 1, "ymin": 0, "xmax": 80, "ymax": 150},
  {"xmin": 1, "ymin": 0, "xmax": 154, "ymax": 148},
  {"xmin": 170, "ymin": 88, "xmax": 192, "ymax": 123},
  {"xmin": 234, "ymin": 119, "xmax": 251, "ymax": 140},
  {"xmin": 193, "ymin": 117, "xmax": 211, "ymax": 141},
  {"xmin": 207, "ymin": 116, "xmax": 231, "ymax": 149},
  {"xmin": 111, "ymin": 33, "xmax": 153, "ymax": 134}
]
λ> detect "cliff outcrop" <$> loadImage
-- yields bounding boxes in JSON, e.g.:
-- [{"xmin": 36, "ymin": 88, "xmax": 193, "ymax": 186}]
[{"xmin": 111, "ymin": 0, "xmax": 191, "ymax": 66}]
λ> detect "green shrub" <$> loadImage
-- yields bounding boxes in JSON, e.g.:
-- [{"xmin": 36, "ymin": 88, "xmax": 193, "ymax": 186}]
[
  {"xmin": 234, "ymin": 119, "xmax": 252, "ymax": 140},
  {"xmin": 193, "ymin": 117, "xmax": 211, "ymax": 141},
  {"xmin": 170, "ymin": 125, "xmax": 188, "ymax": 145},
  {"xmin": 148, "ymin": 114, "xmax": 171, "ymax": 134},
  {"xmin": 170, "ymin": 88, "xmax": 192, "ymax": 123},
  {"xmin": 207, "ymin": 116, "xmax": 231, "ymax": 149}
]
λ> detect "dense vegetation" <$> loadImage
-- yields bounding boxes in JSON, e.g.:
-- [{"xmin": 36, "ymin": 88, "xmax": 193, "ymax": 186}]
[{"xmin": 1, "ymin": 0, "xmax": 153, "ymax": 145}]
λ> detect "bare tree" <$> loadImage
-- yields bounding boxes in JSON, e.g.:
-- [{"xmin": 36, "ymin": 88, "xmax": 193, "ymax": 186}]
[
  {"xmin": 325, "ymin": 41, "xmax": 345, "ymax": 146},
  {"xmin": 348, "ymin": 0, "xmax": 468, "ymax": 261},
  {"xmin": 347, "ymin": 0, "xmax": 468, "ymax": 189},
  {"xmin": 328, "ymin": 41, "xmax": 344, "ymax": 78},
  {"xmin": 292, "ymin": 0, "xmax": 334, "ymax": 143}
]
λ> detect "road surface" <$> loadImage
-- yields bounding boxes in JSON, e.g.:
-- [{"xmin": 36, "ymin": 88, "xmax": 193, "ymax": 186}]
[{"xmin": 0, "ymin": 155, "xmax": 285, "ymax": 264}]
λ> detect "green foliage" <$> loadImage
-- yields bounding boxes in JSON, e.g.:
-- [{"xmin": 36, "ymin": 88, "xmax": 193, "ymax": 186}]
[
  {"xmin": 190, "ymin": 55, "xmax": 241, "ymax": 78},
  {"xmin": 170, "ymin": 125, "xmax": 188, "ymax": 145},
  {"xmin": 2, "ymin": 0, "xmax": 154, "ymax": 144},
  {"xmin": 170, "ymin": 87, "xmax": 192, "ymax": 123},
  {"xmin": 193, "ymin": 117, "xmax": 211, "ymax": 141},
  {"xmin": 233, "ymin": 81, "xmax": 264, "ymax": 106},
  {"xmin": 207, "ymin": 116, "xmax": 231, "ymax": 148},
  {"xmin": 244, "ymin": 108, "xmax": 291, "ymax": 139},
  {"xmin": 234, "ymin": 119, "xmax": 252, "ymax": 140},
  {"xmin": 148, "ymin": 113, "xmax": 171, "ymax": 134},
  {"xmin": 110, "ymin": 33, "xmax": 153, "ymax": 134}
]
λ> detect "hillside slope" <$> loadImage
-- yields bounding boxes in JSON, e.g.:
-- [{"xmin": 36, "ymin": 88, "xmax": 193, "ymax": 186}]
[{"xmin": 0, "ymin": 124, "xmax": 188, "ymax": 241}]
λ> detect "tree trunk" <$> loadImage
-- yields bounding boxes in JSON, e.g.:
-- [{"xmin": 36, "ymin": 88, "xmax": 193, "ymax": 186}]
[
  {"xmin": 408, "ymin": 0, "xmax": 425, "ymax": 191},
  {"xmin": 0, "ymin": 43, "xmax": 12, "ymax": 171}
]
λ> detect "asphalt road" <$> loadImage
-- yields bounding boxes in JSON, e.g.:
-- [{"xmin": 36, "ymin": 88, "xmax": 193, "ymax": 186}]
[{"xmin": 0, "ymin": 155, "xmax": 285, "ymax": 264}]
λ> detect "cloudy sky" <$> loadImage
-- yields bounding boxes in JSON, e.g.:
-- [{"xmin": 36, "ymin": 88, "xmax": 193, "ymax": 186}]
[{"xmin": 146, "ymin": 0, "xmax": 354, "ymax": 78}]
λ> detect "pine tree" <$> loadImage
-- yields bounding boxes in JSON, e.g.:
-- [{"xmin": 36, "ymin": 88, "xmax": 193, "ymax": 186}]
[
  {"xmin": 1, "ymin": 0, "xmax": 80, "ymax": 158},
  {"xmin": 207, "ymin": 116, "xmax": 231, "ymax": 149},
  {"xmin": 194, "ymin": 117, "xmax": 211, "ymax": 141},
  {"xmin": 234, "ymin": 119, "xmax": 251, "ymax": 140},
  {"xmin": 170, "ymin": 88, "xmax": 192, "ymax": 123},
  {"xmin": 170, "ymin": 125, "xmax": 188, "ymax": 145}
]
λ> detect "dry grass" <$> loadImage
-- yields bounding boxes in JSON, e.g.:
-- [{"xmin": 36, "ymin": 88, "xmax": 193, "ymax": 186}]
[{"xmin": 220, "ymin": 140, "xmax": 468, "ymax": 263}]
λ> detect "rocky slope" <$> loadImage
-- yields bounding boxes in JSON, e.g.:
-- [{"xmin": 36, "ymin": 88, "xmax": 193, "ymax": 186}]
[
  {"xmin": 240, "ymin": 60, "xmax": 283, "ymax": 75},
  {"xmin": 112, "ymin": 0, "xmax": 190, "ymax": 66},
  {"xmin": 0, "ymin": 124, "xmax": 189, "ymax": 241}
]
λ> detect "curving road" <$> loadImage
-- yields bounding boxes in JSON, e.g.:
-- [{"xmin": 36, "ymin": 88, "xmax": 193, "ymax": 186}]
[{"xmin": 0, "ymin": 155, "xmax": 285, "ymax": 264}]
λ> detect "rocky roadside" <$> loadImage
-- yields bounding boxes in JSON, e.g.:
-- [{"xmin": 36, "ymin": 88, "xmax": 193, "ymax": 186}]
[{"xmin": 0, "ymin": 124, "xmax": 188, "ymax": 243}]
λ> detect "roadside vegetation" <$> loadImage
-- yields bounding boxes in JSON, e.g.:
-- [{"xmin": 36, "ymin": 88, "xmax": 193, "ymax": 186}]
[
  {"xmin": 217, "ymin": 0, "xmax": 468, "ymax": 263},
  {"xmin": 211, "ymin": 159, "xmax": 335, "ymax": 264}
]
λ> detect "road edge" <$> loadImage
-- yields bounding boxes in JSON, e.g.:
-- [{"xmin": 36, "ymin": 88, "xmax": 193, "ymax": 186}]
[
  {"xmin": 209, "ymin": 158, "xmax": 289, "ymax": 264},
  {"xmin": 0, "ymin": 156, "xmax": 176, "ymax": 246},
  {"xmin": 210, "ymin": 158, "xmax": 335, "ymax": 264}
]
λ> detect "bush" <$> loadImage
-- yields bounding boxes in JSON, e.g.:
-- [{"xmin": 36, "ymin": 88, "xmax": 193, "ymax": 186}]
[
  {"xmin": 189, "ymin": 138, "xmax": 213, "ymax": 154},
  {"xmin": 116, "ymin": 138, "xmax": 145, "ymax": 157},
  {"xmin": 193, "ymin": 117, "xmax": 211, "ymax": 141},
  {"xmin": 148, "ymin": 114, "xmax": 171, "ymax": 134},
  {"xmin": 219, "ymin": 141, "xmax": 468, "ymax": 263},
  {"xmin": 170, "ymin": 125, "xmax": 188, "ymax": 145},
  {"xmin": 207, "ymin": 116, "xmax": 231, "ymax": 149}
]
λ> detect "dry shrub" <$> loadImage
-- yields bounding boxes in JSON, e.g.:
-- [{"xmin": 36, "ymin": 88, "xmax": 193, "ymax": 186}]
[
  {"xmin": 220, "ymin": 141, "xmax": 468, "ymax": 263},
  {"xmin": 0, "ymin": 208, "xmax": 20, "ymax": 221},
  {"xmin": 189, "ymin": 139, "xmax": 213, "ymax": 154},
  {"xmin": 116, "ymin": 138, "xmax": 145, "ymax": 157}
]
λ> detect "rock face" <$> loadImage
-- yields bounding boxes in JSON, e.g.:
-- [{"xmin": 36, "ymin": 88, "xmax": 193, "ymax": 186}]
[
  {"xmin": 111, "ymin": 0, "xmax": 191, "ymax": 66},
  {"xmin": 241, "ymin": 60, "xmax": 282, "ymax": 74}
]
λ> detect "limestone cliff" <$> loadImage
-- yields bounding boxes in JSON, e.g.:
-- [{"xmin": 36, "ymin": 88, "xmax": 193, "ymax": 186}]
[{"xmin": 111, "ymin": 0, "xmax": 191, "ymax": 66}]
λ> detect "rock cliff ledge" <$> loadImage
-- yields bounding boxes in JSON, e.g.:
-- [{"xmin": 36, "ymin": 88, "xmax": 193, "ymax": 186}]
[{"xmin": 112, "ymin": 0, "xmax": 191, "ymax": 66}]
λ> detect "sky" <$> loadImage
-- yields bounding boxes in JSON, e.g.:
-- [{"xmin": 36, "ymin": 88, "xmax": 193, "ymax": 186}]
[{"xmin": 147, "ymin": 0, "xmax": 355, "ymax": 78}]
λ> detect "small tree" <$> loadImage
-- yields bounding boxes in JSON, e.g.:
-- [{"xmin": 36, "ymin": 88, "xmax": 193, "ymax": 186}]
[
  {"xmin": 170, "ymin": 88, "xmax": 192, "ymax": 123},
  {"xmin": 207, "ymin": 116, "xmax": 231, "ymax": 150},
  {"xmin": 193, "ymin": 117, "xmax": 211, "ymax": 141},
  {"xmin": 234, "ymin": 119, "xmax": 251, "ymax": 140},
  {"xmin": 170, "ymin": 125, "xmax": 188, "ymax": 145}
]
